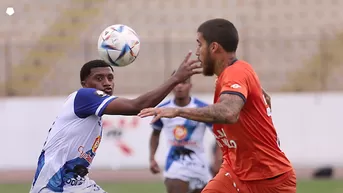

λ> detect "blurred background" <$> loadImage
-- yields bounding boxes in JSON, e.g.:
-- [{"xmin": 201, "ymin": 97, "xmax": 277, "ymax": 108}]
[{"xmin": 1, "ymin": 0, "xmax": 343, "ymax": 192}]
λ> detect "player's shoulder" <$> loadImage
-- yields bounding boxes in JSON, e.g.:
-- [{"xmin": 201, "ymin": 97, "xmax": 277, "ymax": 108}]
[
  {"xmin": 76, "ymin": 88, "xmax": 104, "ymax": 95},
  {"xmin": 220, "ymin": 60, "xmax": 254, "ymax": 79},
  {"xmin": 157, "ymin": 100, "xmax": 172, "ymax": 108},
  {"xmin": 192, "ymin": 97, "xmax": 208, "ymax": 107},
  {"xmin": 74, "ymin": 88, "xmax": 110, "ymax": 99},
  {"xmin": 227, "ymin": 60, "xmax": 252, "ymax": 72}
]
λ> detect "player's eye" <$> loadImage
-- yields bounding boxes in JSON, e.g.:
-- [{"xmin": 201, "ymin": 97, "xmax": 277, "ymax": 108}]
[{"xmin": 96, "ymin": 76, "xmax": 103, "ymax": 81}]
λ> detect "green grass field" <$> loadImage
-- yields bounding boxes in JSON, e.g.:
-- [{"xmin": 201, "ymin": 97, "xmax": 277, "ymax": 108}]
[{"xmin": 1, "ymin": 180, "xmax": 342, "ymax": 193}]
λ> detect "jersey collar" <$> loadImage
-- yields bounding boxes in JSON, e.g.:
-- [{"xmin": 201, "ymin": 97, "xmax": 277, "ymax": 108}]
[{"xmin": 171, "ymin": 96, "xmax": 194, "ymax": 108}]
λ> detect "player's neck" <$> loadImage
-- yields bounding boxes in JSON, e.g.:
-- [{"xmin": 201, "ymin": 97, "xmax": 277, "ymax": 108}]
[
  {"xmin": 173, "ymin": 96, "xmax": 191, "ymax": 107},
  {"xmin": 214, "ymin": 53, "xmax": 237, "ymax": 76}
]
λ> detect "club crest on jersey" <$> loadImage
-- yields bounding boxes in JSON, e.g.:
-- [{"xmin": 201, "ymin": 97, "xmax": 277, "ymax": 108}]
[
  {"xmin": 230, "ymin": 84, "xmax": 241, "ymax": 89},
  {"xmin": 173, "ymin": 126, "xmax": 188, "ymax": 140},
  {"xmin": 92, "ymin": 136, "xmax": 101, "ymax": 153},
  {"xmin": 94, "ymin": 90, "xmax": 107, "ymax": 97}
]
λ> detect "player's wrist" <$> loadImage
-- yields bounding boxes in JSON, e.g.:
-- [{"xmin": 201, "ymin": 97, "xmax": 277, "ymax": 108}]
[
  {"xmin": 175, "ymin": 108, "xmax": 182, "ymax": 116},
  {"xmin": 149, "ymin": 156, "xmax": 155, "ymax": 161},
  {"xmin": 169, "ymin": 75, "xmax": 180, "ymax": 84}
]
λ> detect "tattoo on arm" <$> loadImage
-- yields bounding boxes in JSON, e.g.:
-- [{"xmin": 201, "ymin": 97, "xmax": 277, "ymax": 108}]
[{"xmin": 178, "ymin": 94, "xmax": 245, "ymax": 124}]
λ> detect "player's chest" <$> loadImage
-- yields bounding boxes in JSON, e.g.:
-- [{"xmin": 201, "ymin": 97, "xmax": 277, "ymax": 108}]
[
  {"xmin": 161, "ymin": 117, "xmax": 199, "ymax": 128},
  {"xmin": 163, "ymin": 118, "xmax": 204, "ymax": 140}
]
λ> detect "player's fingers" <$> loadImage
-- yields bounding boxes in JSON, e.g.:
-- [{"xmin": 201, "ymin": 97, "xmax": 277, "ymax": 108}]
[
  {"xmin": 182, "ymin": 50, "xmax": 193, "ymax": 63},
  {"xmin": 190, "ymin": 63, "xmax": 202, "ymax": 74},
  {"xmin": 138, "ymin": 112, "xmax": 153, "ymax": 118},
  {"xmin": 150, "ymin": 167, "xmax": 155, "ymax": 173},
  {"xmin": 138, "ymin": 108, "xmax": 155, "ymax": 117},
  {"xmin": 186, "ymin": 59, "xmax": 200, "ymax": 66},
  {"xmin": 152, "ymin": 168, "xmax": 160, "ymax": 174},
  {"xmin": 189, "ymin": 62, "xmax": 202, "ymax": 70},
  {"xmin": 191, "ymin": 69, "xmax": 203, "ymax": 75},
  {"xmin": 150, "ymin": 114, "xmax": 162, "ymax": 124},
  {"xmin": 151, "ymin": 168, "xmax": 159, "ymax": 174}
]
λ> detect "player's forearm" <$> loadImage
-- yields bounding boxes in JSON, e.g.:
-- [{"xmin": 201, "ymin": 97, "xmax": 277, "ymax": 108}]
[
  {"xmin": 149, "ymin": 135, "xmax": 159, "ymax": 161},
  {"xmin": 177, "ymin": 103, "xmax": 238, "ymax": 124},
  {"xmin": 134, "ymin": 77, "xmax": 179, "ymax": 111}
]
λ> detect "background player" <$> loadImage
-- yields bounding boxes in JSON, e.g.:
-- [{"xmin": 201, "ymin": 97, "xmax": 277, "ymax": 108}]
[
  {"xmin": 149, "ymin": 74, "xmax": 212, "ymax": 193},
  {"xmin": 30, "ymin": 53, "xmax": 201, "ymax": 193},
  {"xmin": 138, "ymin": 18, "xmax": 296, "ymax": 193}
]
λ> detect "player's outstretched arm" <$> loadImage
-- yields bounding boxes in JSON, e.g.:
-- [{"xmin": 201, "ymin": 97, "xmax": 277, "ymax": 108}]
[
  {"xmin": 178, "ymin": 93, "xmax": 244, "ymax": 123},
  {"xmin": 138, "ymin": 93, "xmax": 244, "ymax": 124},
  {"xmin": 103, "ymin": 51, "xmax": 201, "ymax": 116}
]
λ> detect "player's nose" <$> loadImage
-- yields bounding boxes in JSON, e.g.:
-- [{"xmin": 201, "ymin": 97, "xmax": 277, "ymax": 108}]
[
  {"xmin": 195, "ymin": 48, "xmax": 200, "ymax": 56},
  {"xmin": 103, "ymin": 78, "xmax": 112, "ymax": 87}
]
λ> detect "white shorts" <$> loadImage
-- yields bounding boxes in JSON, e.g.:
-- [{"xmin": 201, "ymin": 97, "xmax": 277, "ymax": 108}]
[
  {"xmin": 163, "ymin": 154, "xmax": 212, "ymax": 190},
  {"xmin": 38, "ymin": 179, "xmax": 106, "ymax": 193}
]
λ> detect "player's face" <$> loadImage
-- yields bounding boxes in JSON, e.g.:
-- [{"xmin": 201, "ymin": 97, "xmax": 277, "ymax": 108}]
[
  {"xmin": 196, "ymin": 32, "xmax": 215, "ymax": 76},
  {"xmin": 83, "ymin": 67, "xmax": 114, "ymax": 95},
  {"xmin": 173, "ymin": 79, "xmax": 191, "ymax": 99}
]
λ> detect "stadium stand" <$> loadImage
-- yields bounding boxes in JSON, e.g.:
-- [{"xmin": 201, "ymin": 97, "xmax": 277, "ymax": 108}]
[
  {"xmin": 1, "ymin": 0, "xmax": 107, "ymax": 96},
  {"xmin": 1, "ymin": 0, "xmax": 343, "ymax": 96},
  {"xmin": 283, "ymin": 32, "xmax": 343, "ymax": 91}
]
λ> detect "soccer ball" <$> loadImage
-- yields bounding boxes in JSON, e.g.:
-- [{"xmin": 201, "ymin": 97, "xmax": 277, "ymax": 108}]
[{"xmin": 97, "ymin": 24, "xmax": 140, "ymax": 67}]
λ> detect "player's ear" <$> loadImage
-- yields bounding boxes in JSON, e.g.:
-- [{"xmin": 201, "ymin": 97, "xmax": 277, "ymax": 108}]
[
  {"xmin": 81, "ymin": 81, "xmax": 86, "ymax": 87},
  {"xmin": 210, "ymin": 42, "xmax": 219, "ymax": 53}
]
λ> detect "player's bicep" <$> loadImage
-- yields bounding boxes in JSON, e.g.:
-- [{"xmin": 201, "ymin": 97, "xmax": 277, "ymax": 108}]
[{"xmin": 218, "ymin": 93, "xmax": 245, "ymax": 122}]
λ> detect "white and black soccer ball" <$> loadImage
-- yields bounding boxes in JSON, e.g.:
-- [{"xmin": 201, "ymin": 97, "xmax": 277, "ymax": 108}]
[{"xmin": 97, "ymin": 24, "xmax": 140, "ymax": 67}]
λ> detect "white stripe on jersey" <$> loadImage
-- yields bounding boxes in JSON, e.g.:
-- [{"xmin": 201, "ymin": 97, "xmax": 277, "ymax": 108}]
[{"xmin": 95, "ymin": 96, "xmax": 116, "ymax": 116}]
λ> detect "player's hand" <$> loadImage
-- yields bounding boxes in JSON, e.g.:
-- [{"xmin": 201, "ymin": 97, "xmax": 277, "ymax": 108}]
[
  {"xmin": 149, "ymin": 159, "xmax": 160, "ymax": 174},
  {"xmin": 262, "ymin": 89, "xmax": 272, "ymax": 110},
  {"xmin": 138, "ymin": 108, "xmax": 179, "ymax": 123},
  {"xmin": 172, "ymin": 51, "xmax": 202, "ymax": 82}
]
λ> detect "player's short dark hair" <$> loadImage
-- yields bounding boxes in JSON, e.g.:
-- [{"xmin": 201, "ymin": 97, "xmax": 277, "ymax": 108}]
[
  {"xmin": 197, "ymin": 18, "xmax": 239, "ymax": 52},
  {"xmin": 80, "ymin": 60, "xmax": 113, "ymax": 81}
]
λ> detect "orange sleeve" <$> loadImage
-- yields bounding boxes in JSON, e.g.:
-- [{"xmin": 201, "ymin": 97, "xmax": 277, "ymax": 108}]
[{"xmin": 219, "ymin": 68, "xmax": 249, "ymax": 102}]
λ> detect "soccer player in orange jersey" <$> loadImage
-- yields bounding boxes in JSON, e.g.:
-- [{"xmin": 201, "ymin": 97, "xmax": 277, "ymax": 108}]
[{"xmin": 139, "ymin": 18, "xmax": 296, "ymax": 193}]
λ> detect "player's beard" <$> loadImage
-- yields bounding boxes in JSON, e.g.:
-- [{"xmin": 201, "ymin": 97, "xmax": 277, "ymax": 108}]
[{"xmin": 202, "ymin": 49, "xmax": 215, "ymax": 76}]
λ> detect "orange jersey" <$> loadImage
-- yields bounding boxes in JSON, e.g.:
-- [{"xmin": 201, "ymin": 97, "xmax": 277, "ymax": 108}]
[{"xmin": 213, "ymin": 60, "xmax": 293, "ymax": 181}]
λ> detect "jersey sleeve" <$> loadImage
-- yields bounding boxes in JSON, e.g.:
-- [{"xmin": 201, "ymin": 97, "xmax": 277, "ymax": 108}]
[
  {"xmin": 219, "ymin": 68, "xmax": 249, "ymax": 102},
  {"xmin": 74, "ymin": 88, "xmax": 117, "ymax": 118},
  {"xmin": 151, "ymin": 118, "xmax": 163, "ymax": 130}
]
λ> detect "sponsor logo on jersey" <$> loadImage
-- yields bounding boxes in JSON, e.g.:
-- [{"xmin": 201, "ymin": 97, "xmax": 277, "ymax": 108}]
[
  {"xmin": 92, "ymin": 136, "xmax": 101, "ymax": 153},
  {"xmin": 94, "ymin": 90, "xmax": 107, "ymax": 97},
  {"xmin": 173, "ymin": 126, "xmax": 187, "ymax": 140},
  {"xmin": 78, "ymin": 146, "xmax": 94, "ymax": 164},
  {"xmin": 230, "ymin": 84, "xmax": 241, "ymax": 89}
]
